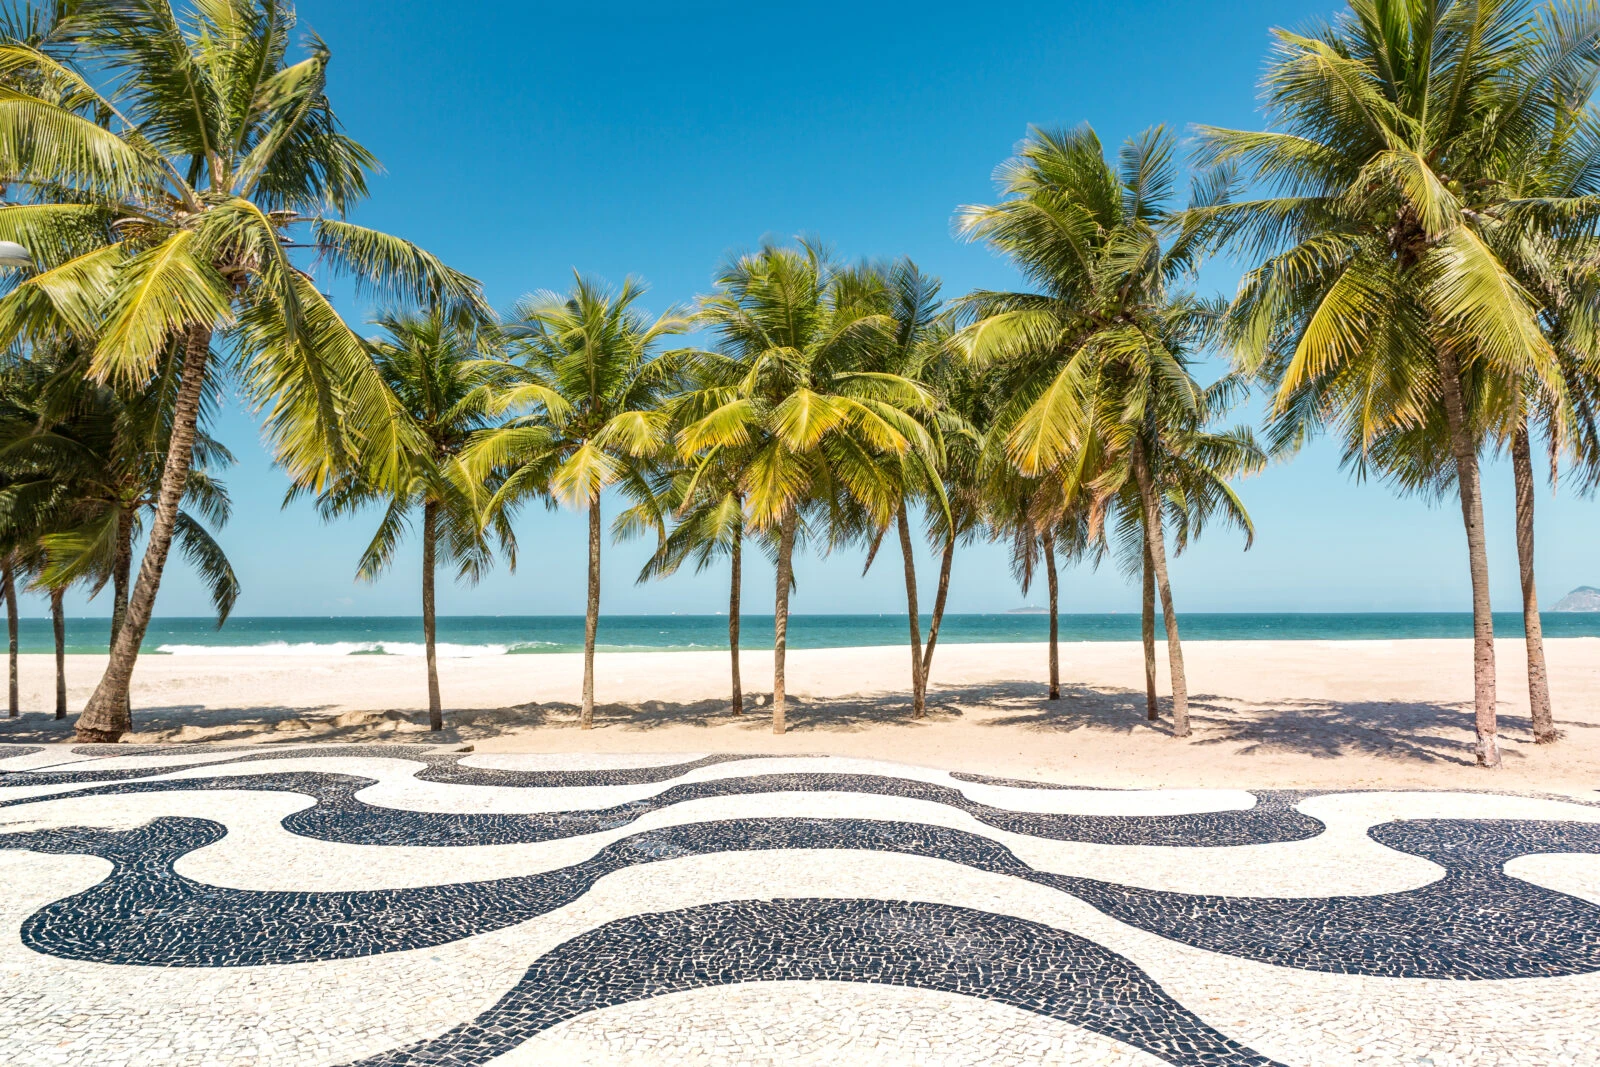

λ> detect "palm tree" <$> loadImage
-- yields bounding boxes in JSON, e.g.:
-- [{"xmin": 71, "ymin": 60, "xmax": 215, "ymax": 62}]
[
  {"xmin": 468, "ymin": 276, "xmax": 689, "ymax": 729},
  {"xmin": 1194, "ymin": 0, "xmax": 1600, "ymax": 766},
  {"xmin": 1476, "ymin": 109, "xmax": 1600, "ymax": 745},
  {"xmin": 0, "ymin": 339, "xmax": 239, "ymax": 725},
  {"xmin": 1106, "ymin": 377, "xmax": 1263, "ymax": 721},
  {"xmin": 0, "ymin": 0, "xmax": 483, "ymax": 741},
  {"xmin": 956, "ymin": 125, "xmax": 1231, "ymax": 737},
  {"xmin": 682, "ymin": 240, "xmax": 941, "ymax": 734},
  {"xmin": 624, "ymin": 457, "xmax": 753, "ymax": 716},
  {"xmin": 848, "ymin": 258, "xmax": 952, "ymax": 719},
  {"xmin": 303, "ymin": 310, "xmax": 515, "ymax": 731}
]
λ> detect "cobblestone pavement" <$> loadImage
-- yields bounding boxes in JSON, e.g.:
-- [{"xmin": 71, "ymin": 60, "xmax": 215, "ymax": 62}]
[{"xmin": 1, "ymin": 743, "xmax": 1597, "ymax": 1066}]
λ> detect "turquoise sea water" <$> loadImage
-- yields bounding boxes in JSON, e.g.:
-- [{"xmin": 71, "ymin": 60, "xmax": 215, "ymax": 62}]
[{"xmin": 15, "ymin": 612, "xmax": 1600, "ymax": 656}]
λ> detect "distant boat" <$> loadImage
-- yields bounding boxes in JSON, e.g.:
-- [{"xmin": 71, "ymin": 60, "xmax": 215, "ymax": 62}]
[{"xmin": 1553, "ymin": 586, "xmax": 1600, "ymax": 612}]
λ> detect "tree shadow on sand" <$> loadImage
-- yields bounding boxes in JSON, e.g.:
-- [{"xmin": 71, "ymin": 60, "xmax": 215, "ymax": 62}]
[{"xmin": 982, "ymin": 682, "xmax": 1556, "ymax": 766}]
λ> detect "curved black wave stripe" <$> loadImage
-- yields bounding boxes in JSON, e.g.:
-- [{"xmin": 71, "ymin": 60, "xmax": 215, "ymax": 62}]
[
  {"xmin": 0, "ymin": 763, "xmax": 1325, "ymax": 848},
  {"xmin": 0, "ymin": 744, "xmax": 45, "ymax": 761},
  {"xmin": 342, "ymin": 898, "xmax": 1284, "ymax": 1067},
  {"xmin": 1, "ymin": 746, "xmax": 762, "ymax": 789},
  {"xmin": 5, "ymin": 803, "xmax": 1600, "ymax": 978},
  {"xmin": 1048, "ymin": 819, "xmax": 1600, "ymax": 979}
]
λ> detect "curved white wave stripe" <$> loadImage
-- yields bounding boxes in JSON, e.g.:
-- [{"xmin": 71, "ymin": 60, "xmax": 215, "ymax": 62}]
[
  {"xmin": 496, "ymin": 981, "xmax": 1171, "ymax": 1066},
  {"xmin": 1506, "ymin": 853, "xmax": 1600, "ymax": 907},
  {"xmin": 154, "ymin": 641, "xmax": 556, "ymax": 657},
  {"xmin": 460, "ymin": 752, "xmax": 1256, "ymax": 816},
  {"xmin": 461, "ymin": 752, "xmax": 710, "ymax": 771},
  {"xmin": 10, "ymin": 783, "xmax": 1600, "ymax": 900},
  {"xmin": 1, "ymin": 845, "xmax": 1595, "ymax": 1067},
  {"xmin": 0, "ymin": 747, "xmax": 103, "ymax": 772},
  {"xmin": 0, "ymin": 752, "xmax": 1255, "ymax": 817}
]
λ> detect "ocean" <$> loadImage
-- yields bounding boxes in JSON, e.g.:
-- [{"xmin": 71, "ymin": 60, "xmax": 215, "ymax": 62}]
[{"xmin": 12, "ymin": 612, "xmax": 1600, "ymax": 656}]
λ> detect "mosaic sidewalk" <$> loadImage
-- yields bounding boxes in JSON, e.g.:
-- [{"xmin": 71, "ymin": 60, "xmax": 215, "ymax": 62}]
[{"xmin": 0, "ymin": 743, "xmax": 1597, "ymax": 1065}]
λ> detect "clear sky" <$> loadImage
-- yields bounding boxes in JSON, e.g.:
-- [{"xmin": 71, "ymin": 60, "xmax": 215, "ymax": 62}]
[{"xmin": 31, "ymin": 0, "xmax": 1600, "ymax": 618}]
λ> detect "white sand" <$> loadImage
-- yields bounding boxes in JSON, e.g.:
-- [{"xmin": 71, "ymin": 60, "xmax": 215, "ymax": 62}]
[{"xmin": 3, "ymin": 638, "xmax": 1598, "ymax": 793}]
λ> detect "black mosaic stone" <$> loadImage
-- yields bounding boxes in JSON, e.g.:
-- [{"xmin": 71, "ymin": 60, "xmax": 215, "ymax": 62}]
[
  {"xmin": 1043, "ymin": 818, "xmax": 1600, "ymax": 979},
  {"xmin": 341, "ymin": 898, "xmax": 1285, "ymax": 1067},
  {"xmin": 6, "ymin": 803, "xmax": 1600, "ymax": 979},
  {"xmin": 0, "ymin": 744, "xmax": 45, "ymax": 759}
]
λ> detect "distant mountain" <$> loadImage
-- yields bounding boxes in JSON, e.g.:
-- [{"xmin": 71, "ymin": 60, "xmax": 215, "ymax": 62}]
[
  {"xmin": 1553, "ymin": 586, "xmax": 1600, "ymax": 612},
  {"xmin": 1007, "ymin": 606, "xmax": 1050, "ymax": 614}
]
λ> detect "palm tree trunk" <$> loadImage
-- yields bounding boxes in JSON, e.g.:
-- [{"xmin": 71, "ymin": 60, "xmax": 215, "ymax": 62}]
[
  {"xmin": 1437, "ymin": 346, "xmax": 1499, "ymax": 768},
  {"xmin": 111, "ymin": 505, "xmax": 132, "ymax": 648},
  {"xmin": 1043, "ymin": 531, "xmax": 1060, "ymax": 700},
  {"xmin": 897, "ymin": 507, "xmax": 926, "ymax": 718},
  {"xmin": 772, "ymin": 510, "xmax": 798, "ymax": 735},
  {"xmin": 1512, "ymin": 422, "xmax": 1555, "ymax": 744},
  {"xmin": 729, "ymin": 519, "xmax": 743, "ymax": 716},
  {"xmin": 77, "ymin": 324, "xmax": 213, "ymax": 743},
  {"xmin": 111, "ymin": 504, "xmax": 133, "ymax": 722},
  {"xmin": 581, "ymin": 495, "xmax": 601, "ymax": 729},
  {"xmin": 3, "ymin": 557, "xmax": 16, "ymax": 718},
  {"xmin": 920, "ymin": 535, "xmax": 955, "ymax": 691},
  {"xmin": 1132, "ymin": 441, "xmax": 1190, "ymax": 737},
  {"xmin": 52, "ymin": 587, "xmax": 66, "ymax": 720},
  {"xmin": 422, "ymin": 499, "xmax": 442, "ymax": 732},
  {"xmin": 1143, "ymin": 538, "xmax": 1158, "ymax": 721}
]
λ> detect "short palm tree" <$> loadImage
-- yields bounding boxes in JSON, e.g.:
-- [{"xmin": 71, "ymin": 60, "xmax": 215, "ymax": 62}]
[
  {"xmin": 1105, "ymin": 376, "xmax": 1263, "ymax": 721},
  {"xmin": 303, "ymin": 310, "xmax": 516, "ymax": 731},
  {"xmin": 957, "ymin": 125, "xmax": 1231, "ymax": 737},
  {"xmin": 1193, "ymin": 0, "xmax": 1600, "ymax": 765},
  {"xmin": 624, "ymin": 454, "xmax": 754, "ymax": 716},
  {"xmin": 0, "ymin": 0, "xmax": 482, "ymax": 740},
  {"xmin": 682, "ymin": 240, "xmax": 941, "ymax": 734},
  {"xmin": 468, "ymin": 276, "xmax": 689, "ymax": 729}
]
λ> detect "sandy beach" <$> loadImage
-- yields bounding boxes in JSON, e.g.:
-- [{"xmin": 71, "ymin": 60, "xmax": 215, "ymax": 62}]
[{"xmin": 3, "ymin": 637, "xmax": 1598, "ymax": 794}]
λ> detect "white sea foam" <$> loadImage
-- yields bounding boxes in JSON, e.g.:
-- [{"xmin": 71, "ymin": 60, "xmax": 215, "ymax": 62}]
[{"xmin": 153, "ymin": 640, "xmax": 557, "ymax": 658}]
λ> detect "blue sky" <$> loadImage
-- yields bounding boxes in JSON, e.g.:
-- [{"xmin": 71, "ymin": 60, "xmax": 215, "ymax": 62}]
[{"xmin": 32, "ymin": 0, "xmax": 1600, "ymax": 618}]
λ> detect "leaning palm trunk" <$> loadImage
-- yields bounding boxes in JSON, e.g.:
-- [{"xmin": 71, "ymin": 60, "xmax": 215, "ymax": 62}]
[
  {"xmin": 897, "ymin": 507, "xmax": 926, "ymax": 718},
  {"xmin": 111, "ymin": 505, "xmax": 134, "ymax": 721},
  {"xmin": 729, "ymin": 521, "xmax": 743, "ymax": 715},
  {"xmin": 772, "ymin": 511, "xmax": 798, "ymax": 735},
  {"xmin": 1142, "ymin": 540, "xmax": 1158, "ymax": 721},
  {"xmin": 581, "ymin": 496, "xmax": 602, "ymax": 730},
  {"xmin": 1043, "ymin": 531, "xmax": 1060, "ymax": 700},
  {"xmin": 3, "ymin": 558, "xmax": 16, "ymax": 718},
  {"xmin": 1512, "ymin": 422, "xmax": 1555, "ymax": 744},
  {"xmin": 920, "ymin": 536, "xmax": 955, "ymax": 699},
  {"xmin": 1132, "ymin": 441, "xmax": 1190, "ymax": 737},
  {"xmin": 77, "ymin": 326, "xmax": 213, "ymax": 742},
  {"xmin": 422, "ymin": 500, "xmax": 443, "ymax": 732},
  {"xmin": 52, "ymin": 588, "xmax": 66, "ymax": 720},
  {"xmin": 1437, "ymin": 347, "xmax": 1499, "ymax": 767}
]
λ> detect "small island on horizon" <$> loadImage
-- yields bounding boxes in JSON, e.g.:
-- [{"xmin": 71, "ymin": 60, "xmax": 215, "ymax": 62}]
[{"xmin": 1554, "ymin": 587, "xmax": 1600, "ymax": 612}]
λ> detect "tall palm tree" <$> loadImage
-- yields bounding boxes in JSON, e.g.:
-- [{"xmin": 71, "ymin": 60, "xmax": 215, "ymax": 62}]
[
  {"xmin": 848, "ymin": 258, "xmax": 951, "ymax": 719},
  {"xmin": 0, "ymin": 0, "xmax": 483, "ymax": 741},
  {"xmin": 468, "ymin": 276, "xmax": 689, "ymax": 729},
  {"xmin": 682, "ymin": 240, "xmax": 941, "ymax": 734},
  {"xmin": 956, "ymin": 125, "xmax": 1230, "ymax": 737},
  {"xmin": 1476, "ymin": 106, "xmax": 1600, "ymax": 744},
  {"xmin": 303, "ymin": 310, "xmax": 515, "ymax": 731},
  {"xmin": 1194, "ymin": 0, "xmax": 1600, "ymax": 766}
]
